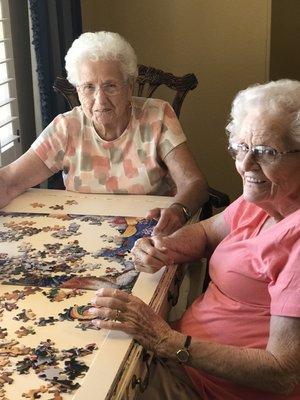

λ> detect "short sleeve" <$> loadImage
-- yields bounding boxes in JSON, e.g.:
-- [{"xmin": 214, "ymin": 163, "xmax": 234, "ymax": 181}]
[
  {"xmin": 31, "ymin": 113, "xmax": 71, "ymax": 173},
  {"xmin": 269, "ymin": 223, "xmax": 300, "ymax": 317},
  {"xmin": 158, "ymin": 102, "xmax": 186, "ymax": 160},
  {"xmin": 223, "ymin": 195, "xmax": 245, "ymax": 229}
]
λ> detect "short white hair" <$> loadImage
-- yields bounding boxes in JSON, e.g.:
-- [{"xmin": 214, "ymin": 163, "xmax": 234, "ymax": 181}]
[
  {"xmin": 65, "ymin": 31, "xmax": 138, "ymax": 85},
  {"xmin": 226, "ymin": 79, "xmax": 300, "ymax": 144}
]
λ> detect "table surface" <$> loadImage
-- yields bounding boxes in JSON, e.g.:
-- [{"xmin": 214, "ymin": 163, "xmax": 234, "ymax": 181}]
[{"xmin": 0, "ymin": 189, "xmax": 174, "ymax": 400}]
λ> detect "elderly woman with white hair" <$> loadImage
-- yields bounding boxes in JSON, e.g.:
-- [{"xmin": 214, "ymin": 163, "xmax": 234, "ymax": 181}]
[
  {"xmin": 0, "ymin": 31, "xmax": 207, "ymax": 235},
  {"xmin": 90, "ymin": 79, "xmax": 300, "ymax": 399}
]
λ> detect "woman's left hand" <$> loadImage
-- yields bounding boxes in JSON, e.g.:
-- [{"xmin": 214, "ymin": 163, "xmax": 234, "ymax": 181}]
[
  {"xmin": 89, "ymin": 288, "xmax": 178, "ymax": 355},
  {"xmin": 147, "ymin": 207, "xmax": 185, "ymax": 235}
]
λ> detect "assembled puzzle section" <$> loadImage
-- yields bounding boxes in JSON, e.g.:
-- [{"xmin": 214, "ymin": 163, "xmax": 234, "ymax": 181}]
[{"xmin": 0, "ymin": 211, "xmax": 156, "ymax": 290}]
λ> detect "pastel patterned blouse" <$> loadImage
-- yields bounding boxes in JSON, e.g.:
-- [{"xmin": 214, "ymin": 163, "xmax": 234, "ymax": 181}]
[{"xmin": 31, "ymin": 97, "xmax": 186, "ymax": 195}]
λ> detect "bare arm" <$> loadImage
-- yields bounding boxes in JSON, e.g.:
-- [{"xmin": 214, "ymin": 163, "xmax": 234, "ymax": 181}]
[
  {"xmin": 132, "ymin": 211, "xmax": 229, "ymax": 273},
  {"xmin": 161, "ymin": 315, "xmax": 300, "ymax": 395},
  {"xmin": 0, "ymin": 149, "xmax": 53, "ymax": 208},
  {"xmin": 91, "ymin": 289, "xmax": 300, "ymax": 395},
  {"xmin": 165, "ymin": 142, "xmax": 208, "ymax": 211},
  {"xmin": 149, "ymin": 143, "xmax": 209, "ymax": 235}
]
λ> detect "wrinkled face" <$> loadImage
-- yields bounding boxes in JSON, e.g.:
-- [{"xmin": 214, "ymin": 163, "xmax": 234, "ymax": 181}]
[
  {"xmin": 234, "ymin": 112, "xmax": 300, "ymax": 212},
  {"xmin": 76, "ymin": 59, "xmax": 133, "ymax": 133}
]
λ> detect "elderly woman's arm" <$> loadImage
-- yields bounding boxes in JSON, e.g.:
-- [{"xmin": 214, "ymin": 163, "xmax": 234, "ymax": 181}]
[
  {"xmin": 91, "ymin": 291, "xmax": 300, "ymax": 395},
  {"xmin": 132, "ymin": 211, "xmax": 227, "ymax": 273},
  {"xmin": 0, "ymin": 149, "xmax": 53, "ymax": 208},
  {"xmin": 175, "ymin": 314, "xmax": 300, "ymax": 395},
  {"xmin": 91, "ymin": 211, "xmax": 300, "ymax": 394},
  {"xmin": 148, "ymin": 143, "xmax": 208, "ymax": 235}
]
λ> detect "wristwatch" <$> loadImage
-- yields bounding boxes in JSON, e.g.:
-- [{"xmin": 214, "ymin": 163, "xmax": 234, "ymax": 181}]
[
  {"xmin": 170, "ymin": 202, "xmax": 192, "ymax": 222},
  {"xmin": 176, "ymin": 335, "xmax": 192, "ymax": 363}
]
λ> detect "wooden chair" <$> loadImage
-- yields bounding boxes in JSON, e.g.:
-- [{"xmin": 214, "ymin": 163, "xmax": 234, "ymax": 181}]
[
  {"xmin": 53, "ymin": 64, "xmax": 230, "ymax": 217},
  {"xmin": 53, "ymin": 64, "xmax": 198, "ymax": 117}
]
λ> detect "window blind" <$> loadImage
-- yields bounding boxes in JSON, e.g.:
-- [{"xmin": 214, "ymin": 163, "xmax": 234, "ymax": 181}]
[{"xmin": 0, "ymin": 0, "xmax": 21, "ymax": 166}]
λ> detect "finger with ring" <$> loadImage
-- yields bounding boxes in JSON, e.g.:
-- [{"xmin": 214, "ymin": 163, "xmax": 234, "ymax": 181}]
[{"xmin": 115, "ymin": 309, "xmax": 121, "ymax": 321}]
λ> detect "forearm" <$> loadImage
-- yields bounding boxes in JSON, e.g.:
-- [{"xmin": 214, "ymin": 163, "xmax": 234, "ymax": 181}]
[
  {"xmin": 0, "ymin": 167, "xmax": 25, "ymax": 208},
  {"xmin": 0, "ymin": 150, "xmax": 53, "ymax": 209},
  {"xmin": 162, "ymin": 222, "xmax": 208, "ymax": 263},
  {"xmin": 172, "ymin": 177, "xmax": 208, "ymax": 217},
  {"xmin": 164, "ymin": 142, "xmax": 209, "ymax": 218},
  {"xmin": 160, "ymin": 332, "xmax": 299, "ymax": 395},
  {"xmin": 92, "ymin": 289, "xmax": 300, "ymax": 395},
  {"xmin": 134, "ymin": 209, "xmax": 227, "ymax": 272}
]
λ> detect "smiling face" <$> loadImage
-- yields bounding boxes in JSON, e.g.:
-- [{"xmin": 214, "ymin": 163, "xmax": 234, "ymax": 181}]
[
  {"xmin": 234, "ymin": 111, "xmax": 300, "ymax": 217},
  {"xmin": 77, "ymin": 59, "xmax": 133, "ymax": 139}
]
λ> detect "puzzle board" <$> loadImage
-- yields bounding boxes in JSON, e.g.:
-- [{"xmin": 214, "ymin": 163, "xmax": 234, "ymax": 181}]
[{"xmin": 0, "ymin": 189, "xmax": 173, "ymax": 400}]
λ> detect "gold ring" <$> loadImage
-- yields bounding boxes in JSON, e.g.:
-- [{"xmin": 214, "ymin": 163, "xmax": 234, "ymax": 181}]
[{"xmin": 115, "ymin": 309, "xmax": 121, "ymax": 321}]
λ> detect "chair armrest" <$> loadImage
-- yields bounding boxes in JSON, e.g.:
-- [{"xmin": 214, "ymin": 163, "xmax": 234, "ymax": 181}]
[
  {"xmin": 208, "ymin": 186, "xmax": 230, "ymax": 208},
  {"xmin": 199, "ymin": 188, "xmax": 230, "ymax": 290}
]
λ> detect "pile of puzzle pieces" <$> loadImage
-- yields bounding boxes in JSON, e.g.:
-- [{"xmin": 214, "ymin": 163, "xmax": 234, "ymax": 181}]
[
  {"xmin": 0, "ymin": 286, "xmax": 98, "ymax": 399},
  {"xmin": 0, "ymin": 338, "xmax": 97, "ymax": 399}
]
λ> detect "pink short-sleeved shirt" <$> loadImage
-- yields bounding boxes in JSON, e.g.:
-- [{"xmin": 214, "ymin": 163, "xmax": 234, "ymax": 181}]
[
  {"xmin": 177, "ymin": 196, "xmax": 300, "ymax": 400},
  {"xmin": 31, "ymin": 97, "xmax": 186, "ymax": 195}
]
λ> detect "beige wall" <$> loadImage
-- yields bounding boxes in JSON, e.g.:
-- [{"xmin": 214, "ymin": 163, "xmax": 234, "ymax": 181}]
[
  {"xmin": 270, "ymin": 0, "xmax": 300, "ymax": 82},
  {"xmin": 81, "ymin": 0, "xmax": 271, "ymax": 201}
]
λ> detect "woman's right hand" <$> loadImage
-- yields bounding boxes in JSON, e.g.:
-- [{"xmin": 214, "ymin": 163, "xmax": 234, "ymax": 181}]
[
  {"xmin": 146, "ymin": 207, "xmax": 185, "ymax": 236},
  {"xmin": 89, "ymin": 288, "xmax": 183, "ymax": 358},
  {"xmin": 131, "ymin": 236, "xmax": 175, "ymax": 273}
]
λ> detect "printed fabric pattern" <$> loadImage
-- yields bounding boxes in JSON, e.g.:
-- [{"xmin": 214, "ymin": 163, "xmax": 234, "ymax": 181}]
[{"xmin": 31, "ymin": 97, "xmax": 186, "ymax": 195}]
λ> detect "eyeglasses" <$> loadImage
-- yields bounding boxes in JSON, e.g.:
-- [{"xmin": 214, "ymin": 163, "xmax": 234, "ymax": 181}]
[
  {"xmin": 228, "ymin": 143, "xmax": 300, "ymax": 164},
  {"xmin": 77, "ymin": 81, "xmax": 127, "ymax": 97}
]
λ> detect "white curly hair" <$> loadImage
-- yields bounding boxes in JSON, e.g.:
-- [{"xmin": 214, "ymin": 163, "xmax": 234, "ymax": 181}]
[
  {"xmin": 65, "ymin": 31, "xmax": 138, "ymax": 85},
  {"xmin": 226, "ymin": 79, "xmax": 300, "ymax": 144}
]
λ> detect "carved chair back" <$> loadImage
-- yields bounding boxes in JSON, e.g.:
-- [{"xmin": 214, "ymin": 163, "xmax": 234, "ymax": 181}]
[
  {"xmin": 134, "ymin": 64, "xmax": 198, "ymax": 118},
  {"xmin": 53, "ymin": 64, "xmax": 198, "ymax": 118}
]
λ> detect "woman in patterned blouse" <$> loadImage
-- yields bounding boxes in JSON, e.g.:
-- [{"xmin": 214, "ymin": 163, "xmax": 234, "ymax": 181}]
[{"xmin": 0, "ymin": 31, "xmax": 208, "ymax": 235}]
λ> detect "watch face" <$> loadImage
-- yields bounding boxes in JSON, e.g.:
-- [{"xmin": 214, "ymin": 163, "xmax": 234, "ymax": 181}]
[{"xmin": 176, "ymin": 348, "xmax": 189, "ymax": 363}]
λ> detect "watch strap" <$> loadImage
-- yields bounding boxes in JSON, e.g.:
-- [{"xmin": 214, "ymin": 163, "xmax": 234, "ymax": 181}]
[
  {"xmin": 184, "ymin": 335, "xmax": 192, "ymax": 349},
  {"xmin": 176, "ymin": 335, "xmax": 192, "ymax": 363}
]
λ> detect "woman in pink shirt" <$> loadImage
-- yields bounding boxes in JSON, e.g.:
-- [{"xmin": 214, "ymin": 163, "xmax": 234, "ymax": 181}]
[
  {"xmin": 0, "ymin": 32, "xmax": 207, "ymax": 235},
  {"xmin": 91, "ymin": 79, "xmax": 300, "ymax": 399}
]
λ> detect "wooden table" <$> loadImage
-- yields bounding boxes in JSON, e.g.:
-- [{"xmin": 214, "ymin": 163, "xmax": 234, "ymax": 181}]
[{"xmin": 0, "ymin": 189, "xmax": 181, "ymax": 400}]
